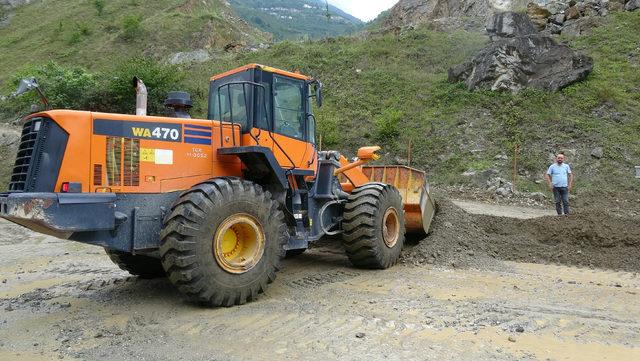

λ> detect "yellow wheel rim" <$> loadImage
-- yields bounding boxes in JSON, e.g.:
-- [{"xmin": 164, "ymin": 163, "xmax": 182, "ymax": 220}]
[
  {"xmin": 382, "ymin": 207, "xmax": 400, "ymax": 248},
  {"xmin": 213, "ymin": 213, "xmax": 265, "ymax": 274}
]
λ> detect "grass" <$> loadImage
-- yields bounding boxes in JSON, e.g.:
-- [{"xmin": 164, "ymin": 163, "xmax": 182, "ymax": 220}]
[
  {"xmin": 0, "ymin": 0, "xmax": 269, "ymax": 85},
  {"xmin": 186, "ymin": 10, "xmax": 638, "ymax": 194},
  {"xmin": 1, "ymin": 7, "xmax": 638, "ymax": 195}
]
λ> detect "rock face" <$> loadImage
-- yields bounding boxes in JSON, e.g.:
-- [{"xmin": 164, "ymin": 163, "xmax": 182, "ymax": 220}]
[
  {"xmin": 379, "ymin": 0, "xmax": 630, "ymax": 36},
  {"xmin": 1, "ymin": 0, "xmax": 36, "ymax": 27},
  {"xmin": 486, "ymin": 11, "xmax": 538, "ymax": 40},
  {"xmin": 448, "ymin": 12, "xmax": 593, "ymax": 93},
  {"xmin": 380, "ymin": 0, "xmax": 533, "ymax": 30},
  {"xmin": 0, "ymin": 0, "xmax": 33, "ymax": 7}
]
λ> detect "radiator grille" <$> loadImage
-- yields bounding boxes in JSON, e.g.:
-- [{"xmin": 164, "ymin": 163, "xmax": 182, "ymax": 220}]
[
  {"xmin": 9, "ymin": 118, "xmax": 46, "ymax": 192},
  {"xmin": 106, "ymin": 137, "xmax": 140, "ymax": 187},
  {"xmin": 106, "ymin": 137, "xmax": 122, "ymax": 186},
  {"xmin": 93, "ymin": 164, "xmax": 103, "ymax": 186},
  {"xmin": 123, "ymin": 138, "xmax": 140, "ymax": 187}
]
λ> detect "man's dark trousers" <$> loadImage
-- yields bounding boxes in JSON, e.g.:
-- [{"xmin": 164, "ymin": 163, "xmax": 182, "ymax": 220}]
[{"xmin": 553, "ymin": 187, "xmax": 570, "ymax": 215}]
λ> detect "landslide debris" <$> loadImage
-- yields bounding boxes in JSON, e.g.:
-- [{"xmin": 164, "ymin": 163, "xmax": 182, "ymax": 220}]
[{"xmin": 402, "ymin": 198, "xmax": 640, "ymax": 272}]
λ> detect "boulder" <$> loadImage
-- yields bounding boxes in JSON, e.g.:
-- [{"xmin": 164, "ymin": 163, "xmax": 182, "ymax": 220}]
[
  {"xmin": 541, "ymin": 0, "xmax": 572, "ymax": 13},
  {"xmin": 167, "ymin": 49, "xmax": 210, "ymax": 65},
  {"xmin": 529, "ymin": 192, "xmax": 547, "ymax": 201},
  {"xmin": 551, "ymin": 13, "xmax": 566, "ymax": 25},
  {"xmin": 486, "ymin": 11, "xmax": 538, "ymax": 40},
  {"xmin": 566, "ymin": 6, "xmax": 581, "ymax": 19},
  {"xmin": 448, "ymin": 24, "xmax": 593, "ymax": 93},
  {"xmin": 527, "ymin": 3, "xmax": 552, "ymax": 30},
  {"xmin": 546, "ymin": 22, "xmax": 564, "ymax": 34},
  {"xmin": 626, "ymin": 0, "xmax": 640, "ymax": 10},
  {"xmin": 590, "ymin": 147, "xmax": 604, "ymax": 159},
  {"xmin": 608, "ymin": 1, "xmax": 624, "ymax": 10},
  {"xmin": 562, "ymin": 16, "xmax": 603, "ymax": 37}
]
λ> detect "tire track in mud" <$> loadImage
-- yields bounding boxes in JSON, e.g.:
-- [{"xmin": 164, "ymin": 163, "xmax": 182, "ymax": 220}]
[{"xmin": 285, "ymin": 269, "xmax": 360, "ymax": 289}]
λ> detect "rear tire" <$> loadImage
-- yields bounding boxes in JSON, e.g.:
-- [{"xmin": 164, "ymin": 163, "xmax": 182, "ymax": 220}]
[
  {"xmin": 105, "ymin": 250, "xmax": 165, "ymax": 279},
  {"xmin": 160, "ymin": 177, "xmax": 287, "ymax": 307},
  {"xmin": 342, "ymin": 183, "xmax": 406, "ymax": 269}
]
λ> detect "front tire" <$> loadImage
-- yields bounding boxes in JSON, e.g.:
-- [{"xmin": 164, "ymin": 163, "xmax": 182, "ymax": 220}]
[
  {"xmin": 160, "ymin": 177, "xmax": 287, "ymax": 307},
  {"xmin": 342, "ymin": 183, "xmax": 406, "ymax": 269}
]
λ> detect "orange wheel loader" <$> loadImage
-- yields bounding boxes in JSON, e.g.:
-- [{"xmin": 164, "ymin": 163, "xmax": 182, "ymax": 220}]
[{"xmin": 0, "ymin": 64, "xmax": 435, "ymax": 306}]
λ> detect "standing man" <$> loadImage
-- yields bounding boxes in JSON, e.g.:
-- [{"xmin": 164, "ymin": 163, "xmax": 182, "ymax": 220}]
[{"xmin": 545, "ymin": 153, "xmax": 574, "ymax": 215}]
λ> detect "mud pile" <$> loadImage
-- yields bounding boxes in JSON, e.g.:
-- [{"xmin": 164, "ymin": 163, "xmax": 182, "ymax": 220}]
[
  {"xmin": 403, "ymin": 198, "xmax": 640, "ymax": 272},
  {"xmin": 401, "ymin": 198, "xmax": 497, "ymax": 268}
]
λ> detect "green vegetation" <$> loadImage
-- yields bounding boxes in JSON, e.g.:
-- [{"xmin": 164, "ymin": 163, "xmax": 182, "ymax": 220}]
[
  {"xmin": 121, "ymin": 14, "xmax": 143, "ymax": 41},
  {"xmin": 0, "ymin": 0, "xmax": 269, "ymax": 82},
  {"xmin": 228, "ymin": 0, "xmax": 363, "ymax": 40},
  {"xmin": 93, "ymin": 0, "xmax": 106, "ymax": 15},
  {"xmin": 375, "ymin": 109, "xmax": 403, "ymax": 142},
  {"xmin": 2, "ymin": 59, "xmax": 185, "ymax": 118},
  {"xmin": 0, "ymin": 6, "xmax": 638, "ymax": 195}
]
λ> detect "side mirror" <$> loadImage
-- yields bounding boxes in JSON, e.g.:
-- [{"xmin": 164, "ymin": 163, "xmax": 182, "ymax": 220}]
[
  {"xmin": 308, "ymin": 80, "xmax": 323, "ymax": 108},
  {"xmin": 13, "ymin": 78, "xmax": 40, "ymax": 97},
  {"xmin": 12, "ymin": 78, "xmax": 51, "ymax": 110},
  {"xmin": 315, "ymin": 81, "xmax": 323, "ymax": 108}
]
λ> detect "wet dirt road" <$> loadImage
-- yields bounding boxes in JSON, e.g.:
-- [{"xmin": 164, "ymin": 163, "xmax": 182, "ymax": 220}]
[{"xmin": 1, "ymin": 218, "xmax": 639, "ymax": 361}]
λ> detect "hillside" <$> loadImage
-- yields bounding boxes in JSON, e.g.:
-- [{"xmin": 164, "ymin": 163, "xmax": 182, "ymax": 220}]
[
  {"xmin": 188, "ymin": 10, "xmax": 640, "ymax": 198},
  {"xmin": 1, "ymin": 7, "xmax": 639, "ymax": 199},
  {"xmin": 0, "ymin": 0, "xmax": 269, "ymax": 83},
  {"xmin": 229, "ymin": 0, "xmax": 364, "ymax": 40}
]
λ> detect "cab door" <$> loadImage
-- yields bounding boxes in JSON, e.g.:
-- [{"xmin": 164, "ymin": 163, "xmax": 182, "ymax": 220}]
[{"xmin": 270, "ymin": 75, "xmax": 316, "ymax": 173}]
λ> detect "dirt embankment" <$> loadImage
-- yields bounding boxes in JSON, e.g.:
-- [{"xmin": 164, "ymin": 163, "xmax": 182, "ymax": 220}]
[{"xmin": 403, "ymin": 197, "xmax": 640, "ymax": 273}]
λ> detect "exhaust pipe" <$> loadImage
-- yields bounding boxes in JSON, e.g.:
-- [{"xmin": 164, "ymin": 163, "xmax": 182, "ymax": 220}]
[{"xmin": 133, "ymin": 76, "xmax": 147, "ymax": 116}]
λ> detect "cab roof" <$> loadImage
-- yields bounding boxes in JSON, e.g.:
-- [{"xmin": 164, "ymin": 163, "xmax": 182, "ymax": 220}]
[{"xmin": 210, "ymin": 63, "xmax": 312, "ymax": 82}]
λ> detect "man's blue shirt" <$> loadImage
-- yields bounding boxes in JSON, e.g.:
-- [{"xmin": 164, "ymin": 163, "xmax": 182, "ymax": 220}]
[{"xmin": 547, "ymin": 163, "xmax": 572, "ymax": 188}]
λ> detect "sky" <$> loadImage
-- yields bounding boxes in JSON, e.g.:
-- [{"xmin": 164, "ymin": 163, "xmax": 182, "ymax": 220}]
[{"xmin": 327, "ymin": 0, "xmax": 399, "ymax": 22}]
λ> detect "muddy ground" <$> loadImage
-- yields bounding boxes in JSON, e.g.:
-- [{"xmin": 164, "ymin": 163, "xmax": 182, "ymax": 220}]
[{"xmin": 1, "ymin": 200, "xmax": 639, "ymax": 360}]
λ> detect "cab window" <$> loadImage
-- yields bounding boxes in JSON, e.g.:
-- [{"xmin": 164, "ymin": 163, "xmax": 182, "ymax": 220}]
[
  {"xmin": 216, "ymin": 84, "xmax": 249, "ymax": 130},
  {"xmin": 273, "ymin": 76, "xmax": 304, "ymax": 139},
  {"xmin": 210, "ymin": 73, "xmax": 251, "ymax": 131}
]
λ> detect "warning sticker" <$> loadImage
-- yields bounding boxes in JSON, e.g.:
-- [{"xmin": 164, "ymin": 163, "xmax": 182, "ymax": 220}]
[
  {"xmin": 141, "ymin": 148, "xmax": 173, "ymax": 165},
  {"xmin": 141, "ymin": 148, "xmax": 155, "ymax": 163}
]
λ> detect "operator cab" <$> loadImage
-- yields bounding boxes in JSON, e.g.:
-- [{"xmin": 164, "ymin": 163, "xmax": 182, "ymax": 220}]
[{"xmin": 208, "ymin": 64, "xmax": 322, "ymax": 145}]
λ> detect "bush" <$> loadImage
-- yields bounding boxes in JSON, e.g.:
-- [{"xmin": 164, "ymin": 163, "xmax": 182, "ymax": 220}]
[
  {"xmin": 374, "ymin": 109, "xmax": 402, "ymax": 141},
  {"xmin": 95, "ymin": 57, "xmax": 185, "ymax": 115},
  {"xmin": 121, "ymin": 15, "xmax": 142, "ymax": 41},
  {"xmin": 67, "ymin": 23, "xmax": 92, "ymax": 45},
  {"xmin": 0, "ymin": 63, "xmax": 98, "ymax": 119},
  {"xmin": 93, "ymin": 0, "xmax": 105, "ymax": 15},
  {"xmin": 0, "ymin": 59, "xmax": 186, "ymax": 119}
]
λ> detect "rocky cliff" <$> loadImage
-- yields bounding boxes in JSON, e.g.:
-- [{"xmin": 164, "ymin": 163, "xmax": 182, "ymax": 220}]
[
  {"xmin": 379, "ymin": 0, "xmax": 638, "ymax": 31},
  {"xmin": 379, "ymin": 0, "xmax": 532, "ymax": 30}
]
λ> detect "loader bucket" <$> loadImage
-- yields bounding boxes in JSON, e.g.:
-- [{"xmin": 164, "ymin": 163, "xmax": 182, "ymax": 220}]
[{"xmin": 361, "ymin": 166, "xmax": 435, "ymax": 234}]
